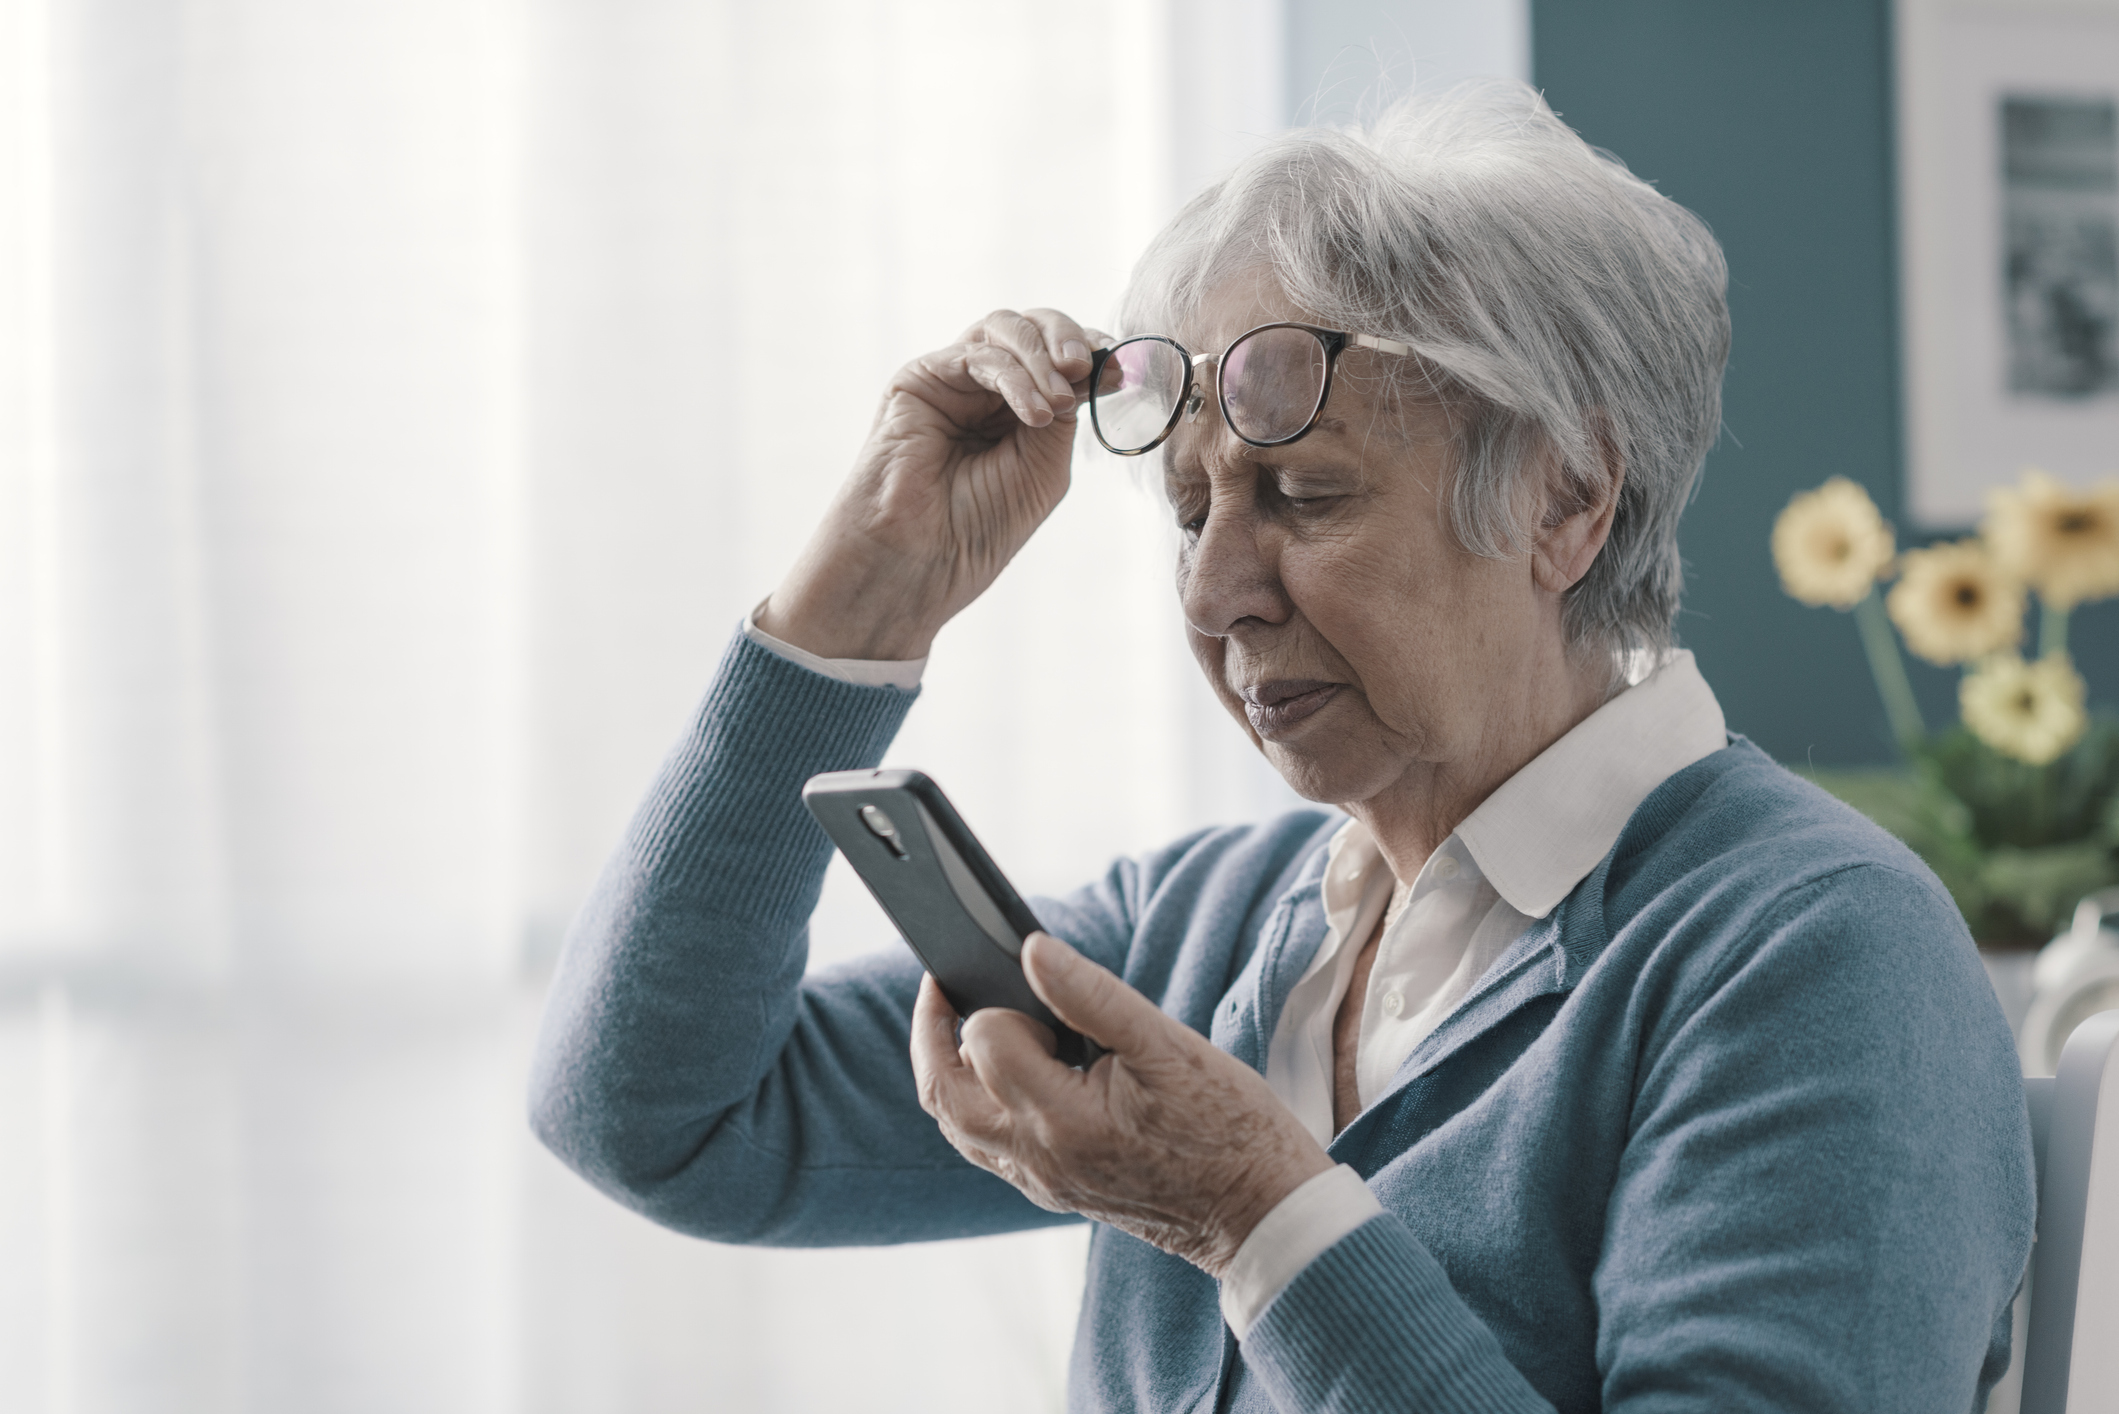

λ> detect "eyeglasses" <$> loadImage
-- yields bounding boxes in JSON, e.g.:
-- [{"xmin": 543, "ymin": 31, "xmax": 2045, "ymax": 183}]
[{"xmin": 1086, "ymin": 321, "xmax": 1415, "ymax": 456}]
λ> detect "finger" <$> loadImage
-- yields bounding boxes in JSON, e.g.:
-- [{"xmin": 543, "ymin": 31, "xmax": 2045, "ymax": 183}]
[
  {"xmin": 910, "ymin": 972, "xmax": 966, "ymax": 1113},
  {"xmin": 1084, "ymin": 337, "xmax": 1123, "ymax": 398},
  {"xmin": 956, "ymin": 343, "xmax": 1058, "ymax": 428},
  {"xmin": 956, "ymin": 1007, "xmax": 1069, "ymax": 1111},
  {"xmin": 1019, "ymin": 933, "xmax": 1183, "ymax": 1058},
  {"xmin": 958, "ymin": 1007, "xmax": 1058, "ymax": 1061},
  {"xmin": 972, "ymin": 309, "xmax": 1078, "ymax": 409},
  {"xmin": 1019, "ymin": 308, "xmax": 1097, "ymax": 383},
  {"xmin": 1073, "ymin": 328, "xmax": 1123, "ymax": 399},
  {"xmin": 911, "ymin": 974, "xmax": 1007, "ymax": 1133}
]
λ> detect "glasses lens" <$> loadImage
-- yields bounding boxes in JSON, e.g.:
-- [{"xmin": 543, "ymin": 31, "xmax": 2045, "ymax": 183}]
[
  {"xmin": 1091, "ymin": 338, "xmax": 1188, "ymax": 452},
  {"xmin": 1221, "ymin": 326, "xmax": 1329, "ymax": 444}
]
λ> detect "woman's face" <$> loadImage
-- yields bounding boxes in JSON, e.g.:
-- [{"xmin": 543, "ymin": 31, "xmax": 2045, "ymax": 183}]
[{"xmin": 1164, "ymin": 277, "xmax": 1580, "ymax": 813}]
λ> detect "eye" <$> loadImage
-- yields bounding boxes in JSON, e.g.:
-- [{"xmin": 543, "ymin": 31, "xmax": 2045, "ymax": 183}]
[
  {"xmin": 1267, "ymin": 467, "xmax": 1355, "ymax": 515},
  {"xmin": 1166, "ymin": 485, "xmax": 1209, "ymax": 538},
  {"xmin": 1273, "ymin": 486, "xmax": 1343, "ymax": 515}
]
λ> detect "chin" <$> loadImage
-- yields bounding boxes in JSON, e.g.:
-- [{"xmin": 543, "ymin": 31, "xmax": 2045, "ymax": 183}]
[{"xmin": 1258, "ymin": 740, "xmax": 1394, "ymax": 809}]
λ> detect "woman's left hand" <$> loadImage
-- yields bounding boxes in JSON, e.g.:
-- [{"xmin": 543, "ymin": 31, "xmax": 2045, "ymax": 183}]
[{"xmin": 911, "ymin": 933, "xmax": 1333, "ymax": 1277}]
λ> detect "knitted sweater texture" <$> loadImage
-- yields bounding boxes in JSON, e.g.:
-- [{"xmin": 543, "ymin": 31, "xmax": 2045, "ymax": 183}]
[{"xmin": 528, "ymin": 630, "xmax": 2035, "ymax": 1412}]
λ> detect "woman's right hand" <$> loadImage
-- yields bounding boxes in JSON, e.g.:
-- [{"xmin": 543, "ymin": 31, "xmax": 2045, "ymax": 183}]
[{"xmin": 755, "ymin": 308, "xmax": 1105, "ymax": 661}]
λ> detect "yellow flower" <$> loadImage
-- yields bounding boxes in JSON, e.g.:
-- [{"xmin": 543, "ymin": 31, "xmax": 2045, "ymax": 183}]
[
  {"xmin": 1885, "ymin": 538, "xmax": 2026, "ymax": 665},
  {"xmin": 1960, "ymin": 652, "xmax": 2088, "ymax": 766},
  {"xmin": 1771, "ymin": 478, "xmax": 1896, "ymax": 609},
  {"xmin": 1982, "ymin": 469, "xmax": 2119, "ymax": 611}
]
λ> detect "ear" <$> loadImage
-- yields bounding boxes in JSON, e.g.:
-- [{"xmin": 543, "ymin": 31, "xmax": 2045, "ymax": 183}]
[{"xmin": 1530, "ymin": 420, "xmax": 1624, "ymax": 595}]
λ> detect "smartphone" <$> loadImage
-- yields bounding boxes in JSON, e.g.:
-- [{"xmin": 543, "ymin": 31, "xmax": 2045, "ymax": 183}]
[{"xmin": 802, "ymin": 768, "xmax": 1100, "ymax": 1068}]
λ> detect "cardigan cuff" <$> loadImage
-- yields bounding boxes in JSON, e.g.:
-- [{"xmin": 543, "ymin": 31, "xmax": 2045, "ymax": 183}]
[
  {"xmin": 744, "ymin": 598, "xmax": 928, "ymax": 691},
  {"xmin": 1221, "ymin": 1164, "xmax": 1382, "ymax": 1339},
  {"xmin": 1242, "ymin": 1213, "xmax": 1549, "ymax": 1412}
]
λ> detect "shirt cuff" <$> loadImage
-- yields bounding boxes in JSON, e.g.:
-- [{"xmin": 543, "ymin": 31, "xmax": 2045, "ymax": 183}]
[
  {"xmin": 1219, "ymin": 1165, "xmax": 1384, "ymax": 1341},
  {"xmin": 742, "ymin": 602, "xmax": 927, "ymax": 692}
]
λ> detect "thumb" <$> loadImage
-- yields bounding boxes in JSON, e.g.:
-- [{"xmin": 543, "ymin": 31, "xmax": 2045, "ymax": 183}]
[{"xmin": 1020, "ymin": 932, "xmax": 1177, "ymax": 1057}]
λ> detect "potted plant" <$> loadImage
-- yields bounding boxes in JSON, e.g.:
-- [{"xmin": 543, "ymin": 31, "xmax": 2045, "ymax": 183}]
[{"xmin": 1771, "ymin": 470, "xmax": 2119, "ymax": 948}]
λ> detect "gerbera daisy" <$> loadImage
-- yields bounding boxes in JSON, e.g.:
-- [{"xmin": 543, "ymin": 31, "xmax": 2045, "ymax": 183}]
[
  {"xmin": 1885, "ymin": 539, "xmax": 2025, "ymax": 666},
  {"xmin": 1959, "ymin": 651, "xmax": 2089, "ymax": 766},
  {"xmin": 1771, "ymin": 478, "xmax": 1896, "ymax": 609},
  {"xmin": 1982, "ymin": 470, "xmax": 2119, "ymax": 611}
]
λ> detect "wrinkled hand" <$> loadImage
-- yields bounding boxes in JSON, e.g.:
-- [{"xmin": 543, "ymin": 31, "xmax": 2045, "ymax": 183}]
[
  {"xmin": 758, "ymin": 308, "xmax": 1107, "ymax": 662},
  {"xmin": 911, "ymin": 933, "xmax": 1333, "ymax": 1278}
]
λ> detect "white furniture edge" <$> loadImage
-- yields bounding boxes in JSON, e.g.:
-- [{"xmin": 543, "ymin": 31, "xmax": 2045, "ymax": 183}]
[{"xmin": 2022, "ymin": 1008, "xmax": 2119, "ymax": 1414}]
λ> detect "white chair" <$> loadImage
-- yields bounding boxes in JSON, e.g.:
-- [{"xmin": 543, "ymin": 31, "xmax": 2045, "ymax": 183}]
[
  {"xmin": 2022, "ymin": 892, "xmax": 2119, "ymax": 1079},
  {"xmin": 2019, "ymin": 1008, "xmax": 2119, "ymax": 1414}
]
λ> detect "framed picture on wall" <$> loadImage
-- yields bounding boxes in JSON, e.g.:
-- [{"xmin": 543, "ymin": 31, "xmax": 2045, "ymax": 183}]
[{"xmin": 1897, "ymin": 0, "xmax": 2119, "ymax": 526}]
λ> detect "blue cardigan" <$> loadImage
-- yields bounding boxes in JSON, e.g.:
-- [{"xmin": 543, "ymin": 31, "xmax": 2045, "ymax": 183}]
[{"xmin": 528, "ymin": 631, "xmax": 2035, "ymax": 1412}]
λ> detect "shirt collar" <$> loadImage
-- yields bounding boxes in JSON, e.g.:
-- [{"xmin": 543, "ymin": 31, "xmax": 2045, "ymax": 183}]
[
  {"xmin": 1316, "ymin": 651, "xmax": 1727, "ymax": 923},
  {"xmin": 1456, "ymin": 650, "xmax": 1726, "ymax": 918}
]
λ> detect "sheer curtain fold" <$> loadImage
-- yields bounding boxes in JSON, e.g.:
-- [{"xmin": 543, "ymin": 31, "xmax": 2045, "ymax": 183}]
[
  {"xmin": 0, "ymin": 2, "xmax": 1296, "ymax": 1409},
  {"xmin": 1, "ymin": 0, "xmax": 228, "ymax": 974},
  {"xmin": 189, "ymin": 0, "xmax": 528, "ymax": 983}
]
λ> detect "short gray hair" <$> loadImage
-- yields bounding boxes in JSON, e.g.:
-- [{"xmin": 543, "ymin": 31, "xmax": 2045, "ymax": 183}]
[{"xmin": 1118, "ymin": 79, "xmax": 1730, "ymax": 661}]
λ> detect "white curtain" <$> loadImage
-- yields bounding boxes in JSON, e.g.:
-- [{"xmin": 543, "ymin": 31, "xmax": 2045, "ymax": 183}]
[{"xmin": 0, "ymin": 1, "xmax": 1297, "ymax": 1409}]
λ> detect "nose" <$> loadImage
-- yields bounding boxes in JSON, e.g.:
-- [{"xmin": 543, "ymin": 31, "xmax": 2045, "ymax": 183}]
[{"xmin": 1179, "ymin": 496, "xmax": 1289, "ymax": 639}]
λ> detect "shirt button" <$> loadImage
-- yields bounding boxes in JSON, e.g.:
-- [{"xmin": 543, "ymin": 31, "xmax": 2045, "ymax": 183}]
[
  {"xmin": 1381, "ymin": 991, "xmax": 1404, "ymax": 1017},
  {"xmin": 1433, "ymin": 856, "xmax": 1460, "ymax": 882}
]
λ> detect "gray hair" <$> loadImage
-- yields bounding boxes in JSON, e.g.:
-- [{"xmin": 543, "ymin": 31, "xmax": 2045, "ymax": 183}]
[{"xmin": 1118, "ymin": 79, "xmax": 1730, "ymax": 662}]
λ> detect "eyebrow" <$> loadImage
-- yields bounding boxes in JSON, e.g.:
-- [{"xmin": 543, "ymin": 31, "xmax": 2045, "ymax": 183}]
[{"xmin": 1167, "ymin": 412, "xmax": 1363, "ymax": 471}]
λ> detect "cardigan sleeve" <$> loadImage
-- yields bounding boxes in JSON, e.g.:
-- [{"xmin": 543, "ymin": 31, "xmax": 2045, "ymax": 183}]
[
  {"xmin": 1237, "ymin": 862, "xmax": 2033, "ymax": 1413},
  {"xmin": 526, "ymin": 628, "xmax": 1116, "ymax": 1246}
]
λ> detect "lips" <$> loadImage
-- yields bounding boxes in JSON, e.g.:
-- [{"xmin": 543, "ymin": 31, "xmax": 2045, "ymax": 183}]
[{"xmin": 1238, "ymin": 679, "xmax": 1342, "ymax": 737}]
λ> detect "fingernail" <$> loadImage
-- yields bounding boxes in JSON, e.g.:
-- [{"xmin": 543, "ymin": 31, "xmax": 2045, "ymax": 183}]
[
  {"xmin": 1030, "ymin": 932, "xmax": 1075, "ymax": 969},
  {"xmin": 1045, "ymin": 369, "xmax": 1073, "ymax": 398},
  {"xmin": 1062, "ymin": 340, "xmax": 1090, "ymax": 363}
]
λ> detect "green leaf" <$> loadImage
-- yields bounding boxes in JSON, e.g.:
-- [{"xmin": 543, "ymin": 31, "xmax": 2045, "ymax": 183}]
[
  {"xmin": 1914, "ymin": 716, "xmax": 2119, "ymax": 849},
  {"xmin": 1977, "ymin": 841, "xmax": 2119, "ymax": 939}
]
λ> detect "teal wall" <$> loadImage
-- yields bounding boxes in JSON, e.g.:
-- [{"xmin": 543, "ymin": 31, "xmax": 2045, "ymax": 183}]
[{"xmin": 1529, "ymin": 0, "xmax": 2117, "ymax": 763}]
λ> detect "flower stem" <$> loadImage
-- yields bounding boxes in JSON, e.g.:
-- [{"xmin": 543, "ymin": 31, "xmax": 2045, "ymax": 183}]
[
  {"xmin": 1854, "ymin": 589, "xmax": 1926, "ymax": 752},
  {"xmin": 2040, "ymin": 600, "xmax": 2070, "ymax": 658}
]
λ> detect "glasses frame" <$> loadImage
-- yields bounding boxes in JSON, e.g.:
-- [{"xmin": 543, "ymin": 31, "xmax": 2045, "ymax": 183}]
[{"xmin": 1086, "ymin": 321, "xmax": 1414, "ymax": 456}]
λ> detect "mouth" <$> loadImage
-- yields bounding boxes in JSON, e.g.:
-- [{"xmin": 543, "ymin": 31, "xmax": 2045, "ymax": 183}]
[{"xmin": 1237, "ymin": 679, "xmax": 1343, "ymax": 737}]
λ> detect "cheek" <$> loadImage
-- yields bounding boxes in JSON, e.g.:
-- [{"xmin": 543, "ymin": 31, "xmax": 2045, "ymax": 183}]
[
  {"xmin": 1278, "ymin": 532, "xmax": 1504, "ymax": 737},
  {"xmin": 1186, "ymin": 627, "xmax": 1248, "ymax": 717},
  {"xmin": 1185, "ymin": 623, "xmax": 1220, "ymax": 678},
  {"xmin": 1278, "ymin": 534, "xmax": 1426, "ymax": 668}
]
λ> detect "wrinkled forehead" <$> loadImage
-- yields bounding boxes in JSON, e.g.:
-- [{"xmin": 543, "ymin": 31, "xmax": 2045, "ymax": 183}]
[{"xmin": 1168, "ymin": 266, "xmax": 1304, "ymax": 354}]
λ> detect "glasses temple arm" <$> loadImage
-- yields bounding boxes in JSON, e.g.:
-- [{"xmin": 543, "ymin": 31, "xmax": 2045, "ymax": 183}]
[{"xmin": 1350, "ymin": 333, "xmax": 1414, "ymax": 357}]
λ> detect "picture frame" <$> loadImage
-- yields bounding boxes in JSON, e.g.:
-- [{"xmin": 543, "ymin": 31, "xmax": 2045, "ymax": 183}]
[{"xmin": 1896, "ymin": 0, "xmax": 2119, "ymax": 527}]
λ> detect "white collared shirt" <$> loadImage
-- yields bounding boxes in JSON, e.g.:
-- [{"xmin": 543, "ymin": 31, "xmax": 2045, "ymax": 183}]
[
  {"xmin": 1221, "ymin": 651, "xmax": 1728, "ymax": 1337},
  {"xmin": 744, "ymin": 605, "xmax": 927, "ymax": 691},
  {"xmin": 742, "ymin": 612, "xmax": 1729, "ymax": 1341}
]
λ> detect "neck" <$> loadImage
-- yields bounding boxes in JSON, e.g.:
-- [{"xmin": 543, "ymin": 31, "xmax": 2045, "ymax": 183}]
[{"xmin": 1346, "ymin": 641, "xmax": 1613, "ymax": 886}]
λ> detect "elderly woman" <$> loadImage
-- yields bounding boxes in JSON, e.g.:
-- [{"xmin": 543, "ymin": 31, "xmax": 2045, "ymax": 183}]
[{"xmin": 529, "ymin": 84, "xmax": 2032, "ymax": 1411}]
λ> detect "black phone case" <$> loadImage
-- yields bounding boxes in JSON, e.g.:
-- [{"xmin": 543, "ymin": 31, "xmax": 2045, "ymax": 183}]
[{"xmin": 802, "ymin": 769, "xmax": 1099, "ymax": 1068}]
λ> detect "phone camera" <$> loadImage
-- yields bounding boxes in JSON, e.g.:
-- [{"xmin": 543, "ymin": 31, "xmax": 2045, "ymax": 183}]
[{"xmin": 858, "ymin": 804, "xmax": 910, "ymax": 859}]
